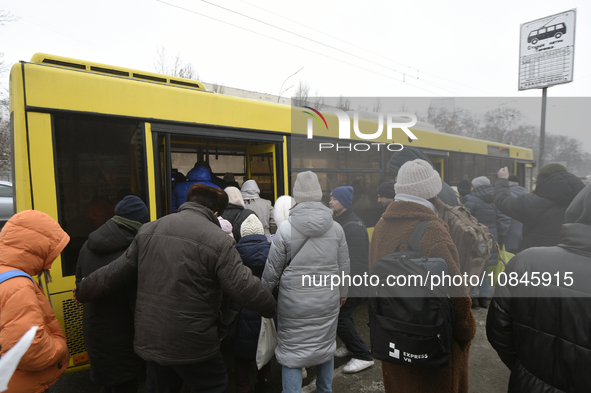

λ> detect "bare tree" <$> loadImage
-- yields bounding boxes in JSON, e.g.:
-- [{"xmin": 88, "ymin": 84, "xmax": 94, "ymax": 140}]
[
  {"xmin": 372, "ymin": 98, "xmax": 382, "ymax": 113},
  {"xmin": 336, "ymin": 95, "xmax": 351, "ymax": 111},
  {"xmin": 312, "ymin": 89, "xmax": 325, "ymax": 109},
  {"xmin": 0, "ymin": 10, "xmax": 17, "ymax": 180},
  {"xmin": 292, "ymin": 80, "xmax": 310, "ymax": 107},
  {"xmin": 153, "ymin": 47, "xmax": 199, "ymax": 80}
]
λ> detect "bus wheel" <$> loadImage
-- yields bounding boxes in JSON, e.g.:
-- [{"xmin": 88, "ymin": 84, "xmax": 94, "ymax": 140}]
[
  {"xmin": 531, "ymin": 38, "xmax": 538, "ymax": 44},
  {"xmin": 555, "ymin": 32, "xmax": 562, "ymax": 39}
]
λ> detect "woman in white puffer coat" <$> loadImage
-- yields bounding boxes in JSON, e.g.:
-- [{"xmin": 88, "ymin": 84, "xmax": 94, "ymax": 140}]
[{"xmin": 262, "ymin": 171, "xmax": 350, "ymax": 393}]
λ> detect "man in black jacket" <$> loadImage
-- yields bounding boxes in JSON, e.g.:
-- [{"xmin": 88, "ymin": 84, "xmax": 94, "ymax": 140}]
[
  {"xmin": 487, "ymin": 183, "xmax": 591, "ymax": 392},
  {"xmin": 329, "ymin": 186, "xmax": 374, "ymax": 374},
  {"xmin": 76, "ymin": 195, "xmax": 149, "ymax": 393},
  {"xmin": 494, "ymin": 164, "xmax": 584, "ymax": 251},
  {"xmin": 75, "ymin": 184, "xmax": 276, "ymax": 393}
]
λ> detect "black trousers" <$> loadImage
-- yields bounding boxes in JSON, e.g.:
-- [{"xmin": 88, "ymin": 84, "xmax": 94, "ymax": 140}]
[
  {"xmin": 99, "ymin": 377, "xmax": 139, "ymax": 393},
  {"xmin": 336, "ymin": 297, "xmax": 373, "ymax": 361},
  {"xmin": 145, "ymin": 352, "xmax": 228, "ymax": 393}
]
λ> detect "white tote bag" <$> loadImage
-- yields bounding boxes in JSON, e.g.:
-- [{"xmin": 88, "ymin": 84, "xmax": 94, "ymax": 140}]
[{"xmin": 256, "ymin": 317, "xmax": 277, "ymax": 370}]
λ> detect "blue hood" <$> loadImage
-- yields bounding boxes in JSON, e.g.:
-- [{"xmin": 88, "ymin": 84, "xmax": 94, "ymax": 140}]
[{"xmin": 187, "ymin": 166, "xmax": 212, "ymax": 182}]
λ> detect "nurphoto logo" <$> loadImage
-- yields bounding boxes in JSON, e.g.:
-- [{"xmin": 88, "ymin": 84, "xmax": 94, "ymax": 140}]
[{"xmin": 302, "ymin": 106, "xmax": 417, "ymax": 152}]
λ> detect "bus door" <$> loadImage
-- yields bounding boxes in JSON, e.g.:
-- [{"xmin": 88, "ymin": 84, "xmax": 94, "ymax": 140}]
[
  {"xmin": 246, "ymin": 144, "xmax": 277, "ymax": 202},
  {"xmin": 151, "ymin": 125, "xmax": 285, "ymax": 216}
]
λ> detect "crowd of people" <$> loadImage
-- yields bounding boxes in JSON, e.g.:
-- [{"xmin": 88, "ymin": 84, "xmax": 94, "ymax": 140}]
[{"xmin": 1, "ymin": 150, "xmax": 590, "ymax": 393}]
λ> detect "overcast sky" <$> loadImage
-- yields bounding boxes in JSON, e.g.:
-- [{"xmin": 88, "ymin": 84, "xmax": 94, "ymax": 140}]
[{"xmin": 2, "ymin": 0, "xmax": 590, "ymax": 150}]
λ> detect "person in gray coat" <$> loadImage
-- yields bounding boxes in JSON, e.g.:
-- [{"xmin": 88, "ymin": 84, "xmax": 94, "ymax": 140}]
[
  {"xmin": 242, "ymin": 179, "xmax": 275, "ymax": 241},
  {"xmin": 262, "ymin": 171, "xmax": 350, "ymax": 393}
]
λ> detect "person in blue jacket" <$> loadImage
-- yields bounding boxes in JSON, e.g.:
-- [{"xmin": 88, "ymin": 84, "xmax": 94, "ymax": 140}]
[
  {"xmin": 172, "ymin": 165, "xmax": 219, "ymax": 211},
  {"xmin": 231, "ymin": 214, "xmax": 272, "ymax": 393}
]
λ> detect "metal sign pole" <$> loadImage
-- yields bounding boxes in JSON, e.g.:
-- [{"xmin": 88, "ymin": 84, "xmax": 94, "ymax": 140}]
[{"xmin": 539, "ymin": 87, "xmax": 547, "ymax": 169}]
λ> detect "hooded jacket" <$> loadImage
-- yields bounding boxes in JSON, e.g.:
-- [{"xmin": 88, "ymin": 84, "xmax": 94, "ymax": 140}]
[
  {"xmin": 75, "ymin": 203, "xmax": 276, "ymax": 365},
  {"xmin": 487, "ymin": 184, "xmax": 591, "ymax": 393},
  {"xmin": 494, "ymin": 172, "xmax": 584, "ymax": 251},
  {"xmin": 369, "ymin": 201, "xmax": 475, "ymax": 393},
  {"xmin": 222, "ymin": 187, "xmax": 259, "ymax": 242},
  {"xmin": 387, "ymin": 147, "xmax": 459, "ymax": 206},
  {"xmin": 172, "ymin": 166, "xmax": 220, "ymax": 211},
  {"xmin": 262, "ymin": 202, "xmax": 350, "ymax": 368},
  {"xmin": 0, "ymin": 210, "xmax": 70, "ymax": 393},
  {"xmin": 504, "ymin": 184, "xmax": 527, "ymax": 253},
  {"xmin": 241, "ymin": 180, "xmax": 275, "ymax": 241},
  {"xmin": 75, "ymin": 218, "xmax": 144, "ymax": 386}
]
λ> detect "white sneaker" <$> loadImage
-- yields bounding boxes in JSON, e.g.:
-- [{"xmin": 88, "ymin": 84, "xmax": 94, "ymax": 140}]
[
  {"xmin": 343, "ymin": 358, "xmax": 374, "ymax": 374},
  {"xmin": 334, "ymin": 346, "xmax": 353, "ymax": 358},
  {"xmin": 302, "ymin": 367, "xmax": 307, "ymax": 379}
]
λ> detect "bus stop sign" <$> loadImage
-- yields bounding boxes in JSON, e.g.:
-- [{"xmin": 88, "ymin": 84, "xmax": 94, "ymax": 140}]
[{"xmin": 519, "ymin": 9, "xmax": 576, "ymax": 91}]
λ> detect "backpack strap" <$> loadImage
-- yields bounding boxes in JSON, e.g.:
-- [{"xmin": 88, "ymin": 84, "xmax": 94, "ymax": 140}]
[
  {"xmin": 0, "ymin": 270, "xmax": 35, "ymax": 286},
  {"xmin": 408, "ymin": 221, "xmax": 430, "ymax": 252},
  {"xmin": 393, "ymin": 221, "xmax": 431, "ymax": 253}
]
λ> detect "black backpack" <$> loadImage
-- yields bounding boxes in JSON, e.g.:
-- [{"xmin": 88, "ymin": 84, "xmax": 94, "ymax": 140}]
[{"xmin": 368, "ymin": 221, "xmax": 454, "ymax": 369}]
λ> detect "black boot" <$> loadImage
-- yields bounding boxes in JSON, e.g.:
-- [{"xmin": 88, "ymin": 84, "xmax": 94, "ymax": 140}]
[
  {"xmin": 478, "ymin": 297, "xmax": 489, "ymax": 308},
  {"xmin": 471, "ymin": 298, "xmax": 479, "ymax": 309},
  {"xmin": 254, "ymin": 378, "xmax": 269, "ymax": 393}
]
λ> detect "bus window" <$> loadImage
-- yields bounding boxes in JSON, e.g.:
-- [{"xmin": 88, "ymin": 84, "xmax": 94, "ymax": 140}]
[{"xmin": 53, "ymin": 114, "xmax": 148, "ymax": 277}]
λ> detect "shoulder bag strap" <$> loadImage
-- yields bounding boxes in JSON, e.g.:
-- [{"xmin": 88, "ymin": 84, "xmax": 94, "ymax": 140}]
[{"xmin": 0, "ymin": 270, "xmax": 35, "ymax": 286}]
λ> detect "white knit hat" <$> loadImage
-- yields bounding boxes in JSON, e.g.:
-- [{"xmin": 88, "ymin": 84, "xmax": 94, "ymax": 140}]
[
  {"xmin": 471, "ymin": 176, "xmax": 491, "ymax": 188},
  {"xmin": 395, "ymin": 159, "xmax": 442, "ymax": 200},
  {"xmin": 293, "ymin": 171, "xmax": 323, "ymax": 203},
  {"xmin": 240, "ymin": 214, "xmax": 264, "ymax": 237}
]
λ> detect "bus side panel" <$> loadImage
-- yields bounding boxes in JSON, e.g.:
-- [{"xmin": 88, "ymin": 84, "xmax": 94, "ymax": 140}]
[
  {"xmin": 26, "ymin": 112, "xmax": 88, "ymax": 370},
  {"xmin": 9, "ymin": 63, "xmax": 33, "ymax": 211},
  {"xmin": 144, "ymin": 123, "xmax": 158, "ymax": 221},
  {"xmin": 26, "ymin": 112, "xmax": 71, "ymax": 290}
]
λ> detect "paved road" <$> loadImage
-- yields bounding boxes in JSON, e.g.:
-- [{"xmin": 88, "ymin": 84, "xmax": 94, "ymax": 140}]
[{"xmin": 51, "ymin": 300, "xmax": 508, "ymax": 393}]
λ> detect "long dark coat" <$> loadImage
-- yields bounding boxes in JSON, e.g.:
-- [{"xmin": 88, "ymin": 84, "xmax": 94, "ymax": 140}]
[
  {"xmin": 369, "ymin": 201, "xmax": 476, "ymax": 393},
  {"xmin": 76, "ymin": 218, "xmax": 144, "ymax": 386}
]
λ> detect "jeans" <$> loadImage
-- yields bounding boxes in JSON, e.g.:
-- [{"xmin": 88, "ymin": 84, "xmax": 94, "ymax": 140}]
[{"xmin": 282, "ymin": 358, "xmax": 333, "ymax": 393}]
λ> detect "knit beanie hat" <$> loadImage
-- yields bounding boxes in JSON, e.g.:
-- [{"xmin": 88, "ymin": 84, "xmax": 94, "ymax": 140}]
[
  {"xmin": 293, "ymin": 171, "xmax": 323, "ymax": 203},
  {"xmin": 115, "ymin": 195, "xmax": 150, "ymax": 224},
  {"xmin": 217, "ymin": 216, "xmax": 234, "ymax": 238},
  {"xmin": 377, "ymin": 180, "xmax": 396, "ymax": 199},
  {"xmin": 394, "ymin": 159, "xmax": 442, "ymax": 200},
  {"xmin": 224, "ymin": 186, "xmax": 246, "ymax": 208},
  {"xmin": 472, "ymin": 176, "xmax": 491, "ymax": 189},
  {"xmin": 331, "ymin": 186, "xmax": 354, "ymax": 209},
  {"xmin": 536, "ymin": 163, "xmax": 567, "ymax": 185},
  {"xmin": 457, "ymin": 179, "xmax": 472, "ymax": 197},
  {"xmin": 240, "ymin": 214, "xmax": 265, "ymax": 237}
]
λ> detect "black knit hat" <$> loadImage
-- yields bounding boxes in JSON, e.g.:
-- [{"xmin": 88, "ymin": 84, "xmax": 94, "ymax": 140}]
[
  {"xmin": 387, "ymin": 146, "xmax": 433, "ymax": 177},
  {"xmin": 115, "ymin": 196, "xmax": 150, "ymax": 224},
  {"xmin": 377, "ymin": 179, "xmax": 395, "ymax": 199},
  {"xmin": 536, "ymin": 163, "xmax": 567, "ymax": 185},
  {"xmin": 457, "ymin": 179, "xmax": 472, "ymax": 197}
]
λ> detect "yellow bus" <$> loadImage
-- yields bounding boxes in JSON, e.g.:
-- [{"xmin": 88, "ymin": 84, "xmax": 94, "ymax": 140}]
[{"xmin": 9, "ymin": 53, "xmax": 534, "ymax": 371}]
